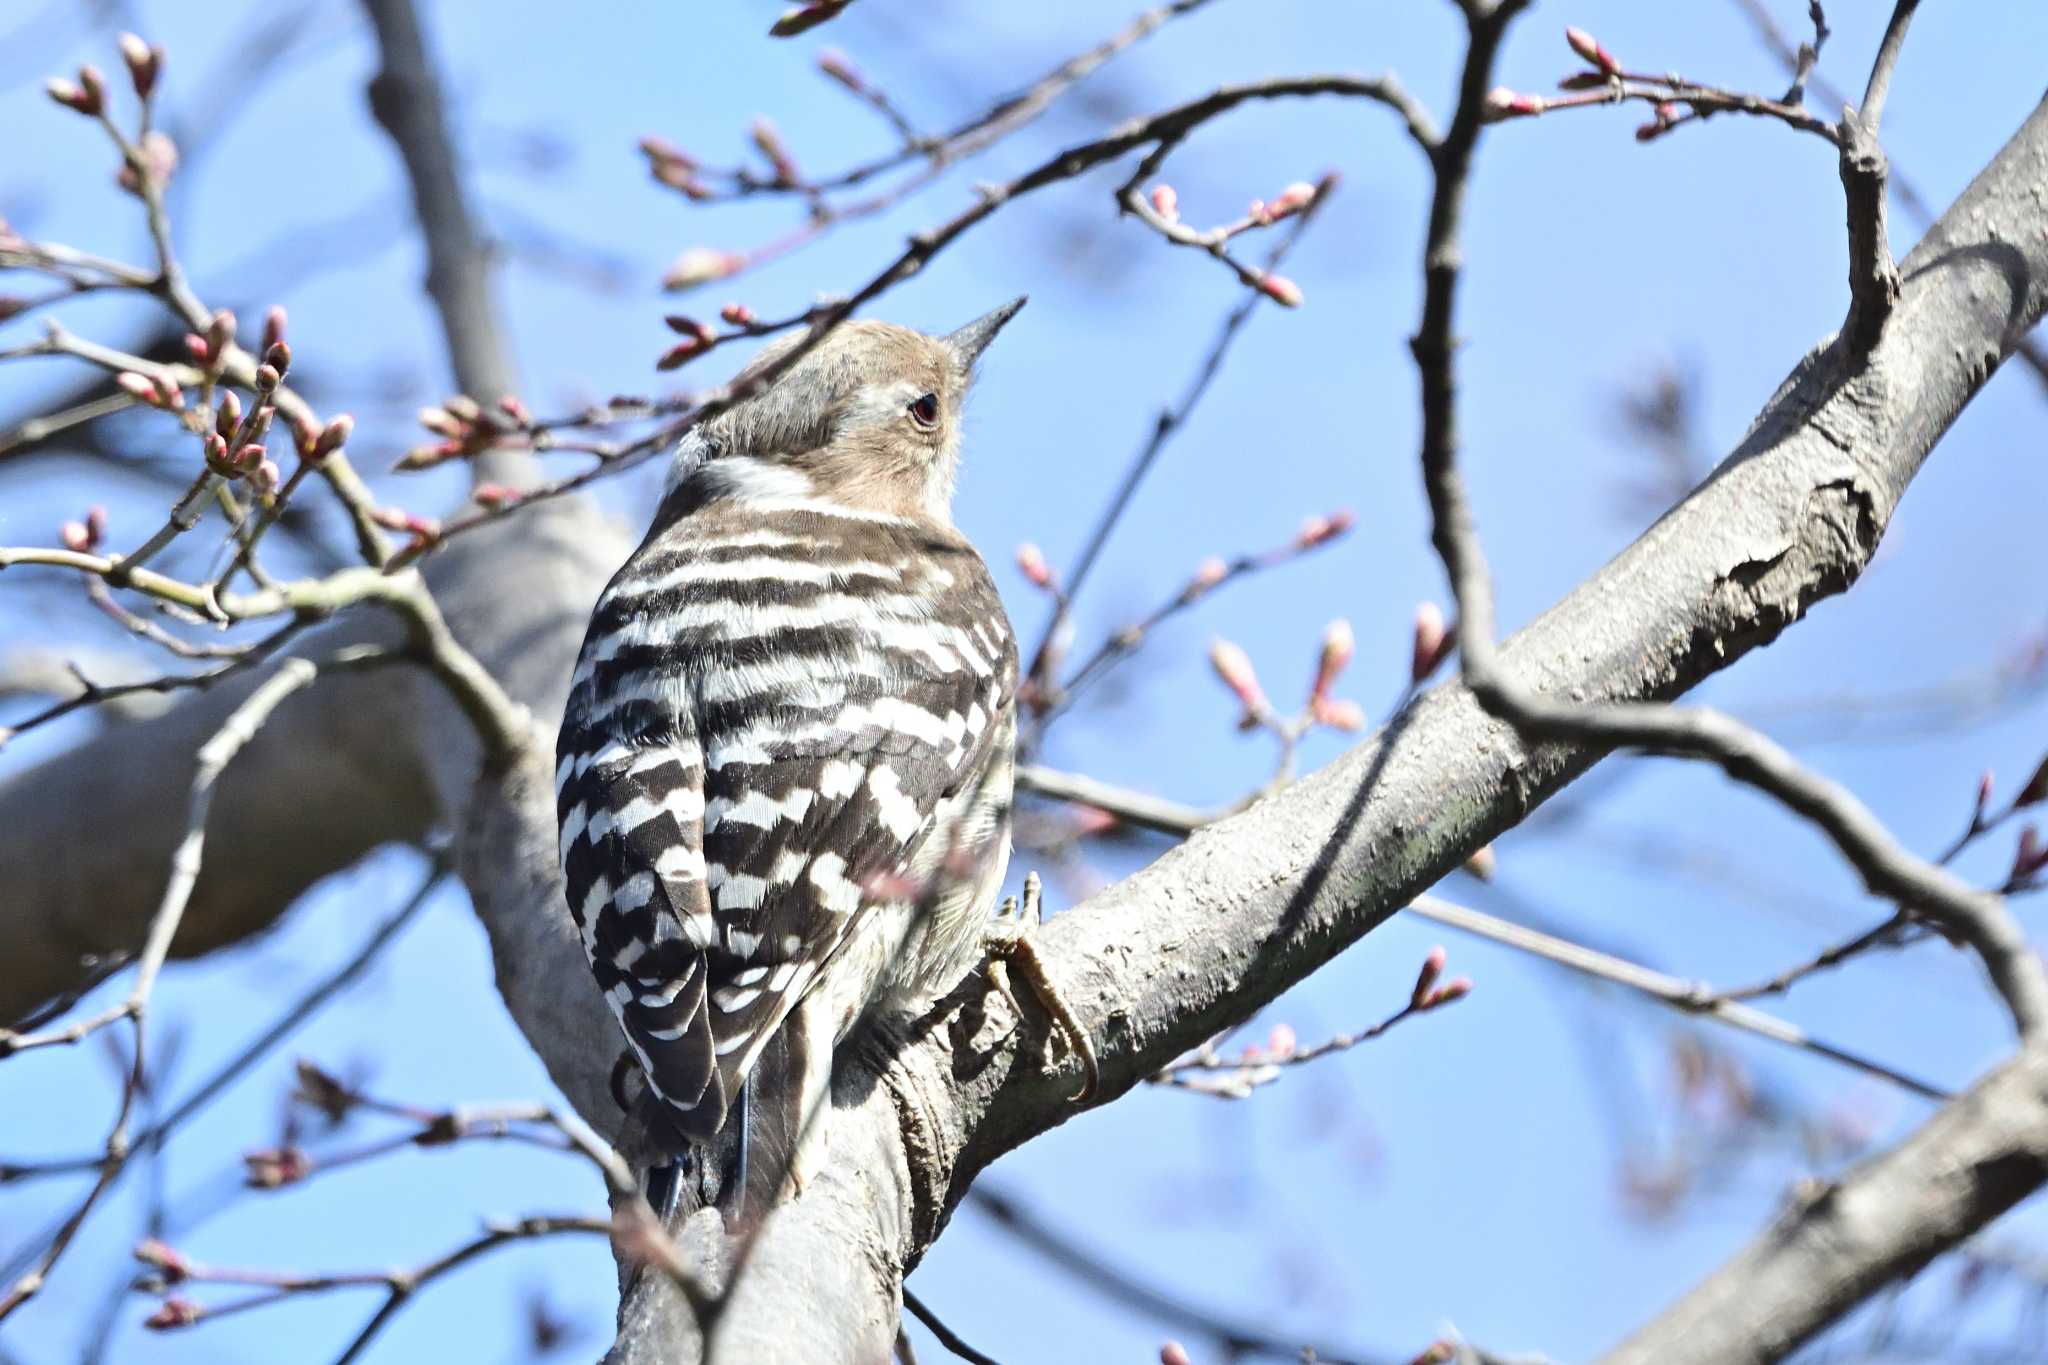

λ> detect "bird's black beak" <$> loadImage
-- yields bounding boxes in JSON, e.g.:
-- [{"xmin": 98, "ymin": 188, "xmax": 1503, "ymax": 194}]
[{"xmin": 943, "ymin": 296, "xmax": 1027, "ymax": 370}]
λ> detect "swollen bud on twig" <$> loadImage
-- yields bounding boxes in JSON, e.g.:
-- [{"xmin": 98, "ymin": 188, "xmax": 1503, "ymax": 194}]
[
  {"xmin": 769, "ymin": 0, "xmax": 853, "ymax": 38},
  {"xmin": 214, "ymin": 390, "xmax": 242, "ymax": 439},
  {"xmin": 118, "ymin": 33, "xmax": 162, "ymax": 99},
  {"xmin": 1481, "ymin": 87, "xmax": 1547, "ymax": 121},
  {"xmin": 1253, "ymin": 180, "xmax": 1318, "ymax": 226},
  {"xmin": 1256, "ymin": 273, "xmax": 1304, "ymax": 308},
  {"xmin": 663, "ymin": 247, "xmax": 745, "ymax": 292},
  {"xmin": 1411, "ymin": 945, "xmax": 1448, "ymax": 1009},
  {"xmin": 77, "ymin": 64, "xmax": 109, "ymax": 114},
  {"xmin": 2013, "ymin": 826, "xmax": 2048, "ymax": 886},
  {"xmin": 1311, "ymin": 618, "xmax": 1354, "ymax": 702},
  {"xmin": 133, "ymin": 1238, "xmax": 189, "ymax": 1283},
  {"xmin": 1464, "ymin": 843, "xmax": 1497, "ymax": 881},
  {"xmin": 143, "ymin": 1299, "xmax": 202, "ymax": 1331},
  {"xmin": 261, "ymin": 305, "xmax": 287, "ymax": 357},
  {"xmin": 61, "ymin": 505, "xmax": 108, "ymax": 553},
  {"xmin": 1411, "ymin": 600, "xmax": 1453, "ymax": 684},
  {"xmin": 1015, "ymin": 542, "xmax": 1055, "ymax": 592},
  {"xmin": 262, "ymin": 340, "xmax": 291, "ymax": 378},
  {"xmin": 816, "ymin": 49, "xmax": 866, "ymax": 93},
  {"xmin": 720, "ymin": 302, "xmax": 757, "ymax": 327},
  {"xmin": 309, "ymin": 414, "xmax": 353, "ymax": 463},
  {"xmin": 663, "ymin": 314, "xmax": 717, "ymax": 343},
  {"xmin": 45, "ymin": 77, "xmax": 98, "ymax": 116},
  {"xmin": 1296, "ymin": 509, "xmax": 1356, "ymax": 549},
  {"xmin": 472, "ymin": 483, "xmax": 523, "ymax": 508},
  {"xmin": 1150, "ymin": 183, "xmax": 1179, "ymax": 224},
  {"xmin": 1564, "ymin": 25, "xmax": 1622, "ymax": 77},
  {"xmin": 117, "ymin": 131, "xmax": 178, "ymax": 195},
  {"xmin": 1160, "ymin": 1342, "xmax": 1193, "ymax": 1365},
  {"xmin": 749, "ymin": 117, "xmax": 801, "ymax": 185},
  {"xmin": 254, "ymin": 363, "xmax": 280, "ymax": 393},
  {"xmin": 1208, "ymin": 638, "xmax": 1270, "ymax": 725}
]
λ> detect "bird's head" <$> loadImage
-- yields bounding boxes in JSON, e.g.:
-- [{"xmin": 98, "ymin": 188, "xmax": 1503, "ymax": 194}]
[{"xmin": 671, "ymin": 297, "xmax": 1026, "ymax": 524}]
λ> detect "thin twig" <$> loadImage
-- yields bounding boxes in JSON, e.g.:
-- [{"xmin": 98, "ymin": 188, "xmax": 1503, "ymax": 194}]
[{"xmin": 902, "ymin": 1289, "xmax": 1003, "ymax": 1365}]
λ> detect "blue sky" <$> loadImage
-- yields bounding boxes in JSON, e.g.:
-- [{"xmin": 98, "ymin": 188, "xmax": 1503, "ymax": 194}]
[{"xmin": 4, "ymin": 1, "xmax": 2048, "ymax": 1361}]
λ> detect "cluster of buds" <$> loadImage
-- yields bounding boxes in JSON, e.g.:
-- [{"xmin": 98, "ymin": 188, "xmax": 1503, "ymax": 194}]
[
  {"xmin": 662, "ymin": 245, "xmax": 746, "ymax": 293},
  {"xmin": 241, "ymin": 1143, "xmax": 312, "ymax": 1189},
  {"xmin": 59, "ymin": 505, "xmax": 108, "ymax": 553},
  {"xmin": 396, "ymin": 393, "xmax": 519, "ymax": 471},
  {"xmin": 115, "ymin": 369, "xmax": 184, "ymax": 412},
  {"xmin": 748, "ymin": 117, "xmax": 802, "ymax": 187},
  {"xmin": 639, "ymin": 135, "xmax": 712, "ymax": 201},
  {"xmin": 302, "ymin": 413, "xmax": 353, "ymax": 465},
  {"xmin": 768, "ymin": 0, "xmax": 853, "ymax": 38},
  {"xmin": 1247, "ymin": 180, "xmax": 1319, "ymax": 227},
  {"xmin": 1409, "ymin": 945, "xmax": 1473, "ymax": 1011}
]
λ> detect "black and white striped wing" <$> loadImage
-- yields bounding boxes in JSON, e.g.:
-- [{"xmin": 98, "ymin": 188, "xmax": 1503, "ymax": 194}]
[{"xmin": 559, "ymin": 513, "xmax": 1015, "ymax": 1144}]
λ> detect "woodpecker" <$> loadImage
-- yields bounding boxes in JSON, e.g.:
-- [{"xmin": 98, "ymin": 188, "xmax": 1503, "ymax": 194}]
[{"xmin": 556, "ymin": 299, "xmax": 1069, "ymax": 1211}]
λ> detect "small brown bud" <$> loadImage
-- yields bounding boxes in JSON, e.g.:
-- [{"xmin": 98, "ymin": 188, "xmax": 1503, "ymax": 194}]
[
  {"xmin": 656, "ymin": 339, "xmax": 705, "ymax": 371},
  {"xmin": 262, "ymin": 340, "xmax": 290, "ymax": 377},
  {"xmin": 1464, "ymin": 843, "xmax": 1497, "ymax": 882},
  {"xmin": 769, "ymin": 0, "xmax": 852, "ymax": 38},
  {"xmin": 2014, "ymin": 826, "xmax": 2048, "ymax": 884},
  {"xmin": 214, "ymin": 390, "xmax": 242, "ymax": 438},
  {"xmin": 637, "ymin": 135, "xmax": 697, "ymax": 172},
  {"xmin": 117, "ymin": 33, "xmax": 161, "ymax": 99},
  {"xmin": 2015, "ymin": 755, "xmax": 2048, "ymax": 809},
  {"xmin": 254, "ymin": 363, "xmax": 280, "ymax": 392},
  {"xmin": 133, "ymin": 1238, "xmax": 188, "ymax": 1282},
  {"xmin": 1424, "ymin": 977, "xmax": 1474, "ymax": 1008},
  {"xmin": 144, "ymin": 1298, "xmax": 202, "ymax": 1331},
  {"xmin": 0, "ymin": 296, "xmax": 27, "ymax": 322}
]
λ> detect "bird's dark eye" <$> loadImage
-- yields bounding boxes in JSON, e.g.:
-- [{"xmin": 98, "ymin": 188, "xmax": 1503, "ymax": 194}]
[{"xmin": 908, "ymin": 392, "xmax": 940, "ymax": 428}]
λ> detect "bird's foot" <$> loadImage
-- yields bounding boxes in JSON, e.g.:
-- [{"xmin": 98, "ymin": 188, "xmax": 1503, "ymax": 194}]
[{"xmin": 985, "ymin": 871, "xmax": 1098, "ymax": 1101}]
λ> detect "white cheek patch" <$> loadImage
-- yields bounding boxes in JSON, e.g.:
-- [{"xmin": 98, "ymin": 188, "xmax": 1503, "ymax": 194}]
[
  {"xmin": 843, "ymin": 380, "xmax": 926, "ymax": 431},
  {"xmin": 699, "ymin": 455, "xmax": 818, "ymax": 504}
]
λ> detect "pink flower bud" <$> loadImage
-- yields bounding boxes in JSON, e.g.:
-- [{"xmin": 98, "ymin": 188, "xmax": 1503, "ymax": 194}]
[
  {"xmin": 118, "ymin": 33, "xmax": 161, "ymax": 99},
  {"xmin": 1257, "ymin": 273, "xmax": 1304, "ymax": 308},
  {"xmin": 60, "ymin": 520, "xmax": 93, "ymax": 552},
  {"xmin": 638, "ymin": 136, "xmax": 697, "ymax": 173},
  {"xmin": 472, "ymin": 483, "xmax": 523, "ymax": 508},
  {"xmin": 1208, "ymin": 638, "xmax": 1268, "ymax": 719},
  {"xmin": 1069, "ymin": 805, "xmax": 1121, "ymax": 838},
  {"xmin": 1313, "ymin": 697, "xmax": 1366, "ymax": 731},
  {"xmin": 656, "ymin": 339, "xmax": 705, "ymax": 372},
  {"xmin": 1411, "ymin": 600, "xmax": 1452, "ymax": 684},
  {"xmin": 310, "ymin": 414, "xmax": 353, "ymax": 462},
  {"xmin": 1312, "ymin": 618, "xmax": 1354, "ymax": 701},
  {"xmin": 1265, "ymin": 1022, "xmax": 1297, "ymax": 1056},
  {"xmin": 1190, "ymin": 556, "xmax": 1228, "ymax": 593},
  {"xmin": 1263, "ymin": 181, "xmax": 1318, "ymax": 223},
  {"xmin": 249, "ymin": 458, "xmax": 281, "ymax": 497},
  {"xmin": 1015, "ymin": 541, "xmax": 1055, "ymax": 590},
  {"xmin": 241, "ymin": 1144, "xmax": 311, "ymax": 1188},
  {"xmin": 1565, "ymin": 25, "xmax": 1621, "ymax": 77},
  {"xmin": 2014, "ymin": 826, "xmax": 2048, "ymax": 883},
  {"xmin": 720, "ymin": 302, "xmax": 757, "ymax": 326},
  {"xmin": 749, "ymin": 117, "xmax": 801, "ymax": 185},
  {"xmin": 182, "ymin": 333, "xmax": 209, "ymax": 366},
  {"xmin": 663, "ymin": 314, "xmax": 717, "ymax": 343},
  {"xmin": 261, "ymin": 305, "xmax": 287, "ymax": 356},
  {"xmin": 46, "ymin": 77, "xmax": 96, "ymax": 116},
  {"xmin": 1296, "ymin": 509, "xmax": 1354, "ymax": 549},
  {"xmin": 1150, "ymin": 184, "xmax": 1179, "ymax": 223},
  {"xmin": 1482, "ymin": 87, "xmax": 1546, "ymax": 121},
  {"xmin": 1160, "ymin": 1343, "xmax": 1193, "ymax": 1365},
  {"xmin": 77, "ymin": 64, "xmax": 107, "ymax": 111},
  {"xmin": 215, "ymin": 390, "xmax": 242, "ymax": 438},
  {"xmin": 1411, "ymin": 945, "xmax": 1448, "ymax": 1008},
  {"xmin": 87, "ymin": 505, "xmax": 107, "ymax": 543},
  {"xmin": 817, "ymin": 48, "xmax": 866, "ymax": 92},
  {"xmin": 144, "ymin": 1298, "xmax": 202, "ymax": 1331},
  {"xmin": 203, "ymin": 432, "xmax": 232, "ymax": 474},
  {"xmin": 1424, "ymin": 977, "xmax": 1474, "ymax": 1008},
  {"xmin": 206, "ymin": 308, "xmax": 236, "ymax": 355},
  {"xmin": 254, "ymin": 363, "xmax": 280, "ymax": 393},
  {"xmin": 663, "ymin": 247, "xmax": 745, "ymax": 292},
  {"xmin": 118, "ymin": 131, "xmax": 178, "ymax": 194},
  {"xmin": 497, "ymin": 394, "xmax": 532, "ymax": 425},
  {"xmin": 133, "ymin": 1238, "xmax": 188, "ymax": 1281},
  {"xmin": 116, "ymin": 371, "xmax": 159, "ymax": 405}
]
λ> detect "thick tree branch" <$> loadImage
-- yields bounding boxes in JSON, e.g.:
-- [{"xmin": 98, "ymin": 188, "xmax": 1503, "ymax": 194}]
[{"xmin": 602, "ymin": 85, "xmax": 2048, "ymax": 1365}]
